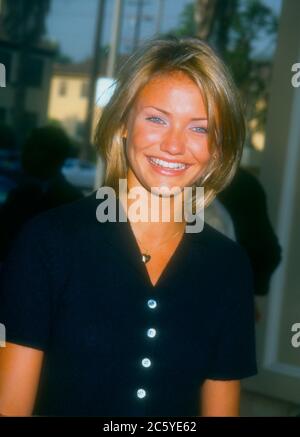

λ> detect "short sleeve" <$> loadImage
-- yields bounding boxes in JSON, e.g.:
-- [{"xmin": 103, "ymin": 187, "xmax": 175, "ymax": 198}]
[
  {"xmin": 206, "ymin": 245, "xmax": 258, "ymax": 380},
  {"xmin": 0, "ymin": 215, "xmax": 53, "ymax": 351}
]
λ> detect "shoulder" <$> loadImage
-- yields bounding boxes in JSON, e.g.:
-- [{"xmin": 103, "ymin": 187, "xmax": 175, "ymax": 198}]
[
  {"xmin": 0, "ymin": 192, "xmax": 106, "ymax": 300},
  {"xmin": 15, "ymin": 191, "xmax": 100, "ymax": 243},
  {"xmin": 191, "ymin": 221, "xmax": 254, "ymax": 302},
  {"xmin": 198, "ymin": 220, "xmax": 250, "ymax": 264},
  {"xmin": 2, "ymin": 192, "xmax": 104, "ymax": 275}
]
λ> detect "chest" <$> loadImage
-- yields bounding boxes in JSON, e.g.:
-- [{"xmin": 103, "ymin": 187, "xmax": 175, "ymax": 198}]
[
  {"xmin": 142, "ymin": 243, "xmax": 179, "ymax": 287},
  {"xmin": 51, "ymin": 247, "xmax": 220, "ymax": 364}
]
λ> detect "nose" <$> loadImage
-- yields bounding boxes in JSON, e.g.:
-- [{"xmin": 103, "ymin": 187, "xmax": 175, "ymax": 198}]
[{"xmin": 160, "ymin": 127, "xmax": 185, "ymax": 156}]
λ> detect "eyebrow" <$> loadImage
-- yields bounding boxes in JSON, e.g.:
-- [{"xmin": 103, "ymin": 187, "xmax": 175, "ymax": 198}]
[{"xmin": 143, "ymin": 106, "xmax": 208, "ymax": 121}]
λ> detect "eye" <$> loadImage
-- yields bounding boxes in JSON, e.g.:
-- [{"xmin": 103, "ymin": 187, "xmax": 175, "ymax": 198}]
[
  {"xmin": 145, "ymin": 116, "xmax": 166, "ymax": 125},
  {"xmin": 191, "ymin": 126, "xmax": 208, "ymax": 134}
]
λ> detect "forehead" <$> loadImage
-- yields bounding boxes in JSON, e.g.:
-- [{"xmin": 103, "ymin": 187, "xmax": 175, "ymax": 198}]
[{"xmin": 134, "ymin": 71, "xmax": 206, "ymax": 111}]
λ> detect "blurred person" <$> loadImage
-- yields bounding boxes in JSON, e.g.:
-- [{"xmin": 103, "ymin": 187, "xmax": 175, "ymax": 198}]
[
  {"xmin": 0, "ymin": 37, "xmax": 257, "ymax": 417},
  {"xmin": 205, "ymin": 166, "xmax": 282, "ymax": 321},
  {"xmin": 0, "ymin": 126, "xmax": 83, "ymax": 263},
  {"xmin": 218, "ymin": 166, "xmax": 282, "ymax": 298}
]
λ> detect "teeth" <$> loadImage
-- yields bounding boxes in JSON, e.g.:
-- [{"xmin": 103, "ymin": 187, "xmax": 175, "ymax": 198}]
[{"xmin": 149, "ymin": 157, "xmax": 186, "ymax": 170}]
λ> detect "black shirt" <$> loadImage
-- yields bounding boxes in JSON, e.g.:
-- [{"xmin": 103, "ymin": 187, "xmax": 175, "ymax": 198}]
[{"xmin": 0, "ymin": 191, "xmax": 257, "ymax": 416}]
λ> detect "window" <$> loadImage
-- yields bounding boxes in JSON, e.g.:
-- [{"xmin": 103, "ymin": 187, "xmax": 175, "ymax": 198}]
[
  {"xmin": 80, "ymin": 81, "xmax": 89, "ymax": 98},
  {"xmin": 58, "ymin": 80, "xmax": 67, "ymax": 96}
]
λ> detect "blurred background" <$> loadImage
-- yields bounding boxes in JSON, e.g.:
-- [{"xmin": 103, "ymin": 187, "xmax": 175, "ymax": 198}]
[{"xmin": 0, "ymin": 0, "xmax": 300, "ymax": 416}]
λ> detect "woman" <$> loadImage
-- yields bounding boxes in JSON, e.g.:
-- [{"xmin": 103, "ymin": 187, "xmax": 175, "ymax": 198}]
[{"xmin": 0, "ymin": 37, "xmax": 257, "ymax": 417}]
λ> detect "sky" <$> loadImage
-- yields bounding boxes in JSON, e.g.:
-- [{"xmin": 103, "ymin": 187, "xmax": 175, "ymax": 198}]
[
  {"xmin": 46, "ymin": 0, "xmax": 282, "ymax": 63},
  {"xmin": 46, "ymin": 0, "xmax": 192, "ymax": 62}
]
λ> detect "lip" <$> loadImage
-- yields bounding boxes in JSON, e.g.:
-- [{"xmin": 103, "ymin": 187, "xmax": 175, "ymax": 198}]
[{"xmin": 146, "ymin": 155, "xmax": 191, "ymax": 176}]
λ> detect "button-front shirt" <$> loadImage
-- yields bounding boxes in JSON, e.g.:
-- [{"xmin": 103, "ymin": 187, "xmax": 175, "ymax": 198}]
[{"xmin": 0, "ymin": 191, "xmax": 257, "ymax": 416}]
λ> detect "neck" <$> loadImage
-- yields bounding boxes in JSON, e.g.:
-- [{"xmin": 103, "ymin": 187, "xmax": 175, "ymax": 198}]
[{"xmin": 119, "ymin": 171, "xmax": 186, "ymax": 243}]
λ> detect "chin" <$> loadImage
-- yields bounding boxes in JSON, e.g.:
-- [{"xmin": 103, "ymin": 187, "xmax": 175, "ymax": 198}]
[{"xmin": 143, "ymin": 179, "xmax": 185, "ymax": 197}]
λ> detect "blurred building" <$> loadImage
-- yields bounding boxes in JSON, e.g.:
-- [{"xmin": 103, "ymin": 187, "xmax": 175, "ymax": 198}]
[
  {"xmin": 0, "ymin": 0, "xmax": 56, "ymax": 133},
  {"xmin": 47, "ymin": 62, "xmax": 92, "ymax": 143},
  {"xmin": 47, "ymin": 61, "xmax": 118, "ymax": 144},
  {"xmin": 0, "ymin": 40, "xmax": 56, "ymax": 131}
]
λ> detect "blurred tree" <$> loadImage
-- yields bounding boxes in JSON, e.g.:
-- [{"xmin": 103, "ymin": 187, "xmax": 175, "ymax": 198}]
[
  {"xmin": 3, "ymin": 0, "xmax": 51, "ymax": 146},
  {"xmin": 166, "ymin": 0, "xmax": 278, "ymax": 149},
  {"xmin": 167, "ymin": 2, "xmax": 196, "ymax": 37},
  {"xmin": 54, "ymin": 47, "xmax": 73, "ymax": 65},
  {"xmin": 194, "ymin": 0, "xmax": 217, "ymax": 40},
  {"xmin": 217, "ymin": 1, "xmax": 278, "ymax": 138}
]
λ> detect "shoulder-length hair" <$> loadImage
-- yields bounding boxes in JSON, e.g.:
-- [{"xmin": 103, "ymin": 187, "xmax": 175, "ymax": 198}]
[{"xmin": 94, "ymin": 36, "xmax": 245, "ymax": 208}]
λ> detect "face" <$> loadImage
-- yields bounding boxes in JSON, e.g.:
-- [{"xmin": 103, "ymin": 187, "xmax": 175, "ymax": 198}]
[{"xmin": 124, "ymin": 71, "xmax": 212, "ymax": 196}]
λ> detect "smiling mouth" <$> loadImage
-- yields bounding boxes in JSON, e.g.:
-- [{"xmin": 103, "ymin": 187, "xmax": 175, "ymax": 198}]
[{"xmin": 147, "ymin": 156, "xmax": 190, "ymax": 171}]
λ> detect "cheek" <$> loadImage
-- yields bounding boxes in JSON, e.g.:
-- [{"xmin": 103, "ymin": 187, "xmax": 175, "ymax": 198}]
[
  {"xmin": 129, "ymin": 121, "xmax": 162, "ymax": 150},
  {"xmin": 189, "ymin": 138, "xmax": 211, "ymax": 164}
]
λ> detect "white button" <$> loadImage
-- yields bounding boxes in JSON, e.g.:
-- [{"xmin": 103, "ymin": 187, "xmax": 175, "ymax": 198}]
[
  {"xmin": 147, "ymin": 328, "xmax": 157, "ymax": 338},
  {"xmin": 137, "ymin": 388, "xmax": 146, "ymax": 399},
  {"xmin": 141, "ymin": 358, "xmax": 151, "ymax": 368},
  {"xmin": 147, "ymin": 299, "xmax": 157, "ymax": 309}
]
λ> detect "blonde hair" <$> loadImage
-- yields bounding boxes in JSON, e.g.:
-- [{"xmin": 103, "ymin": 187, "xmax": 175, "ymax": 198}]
[{"xmin": 94, "ymin": 36, "xmax": 245, "ymax": 208}]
